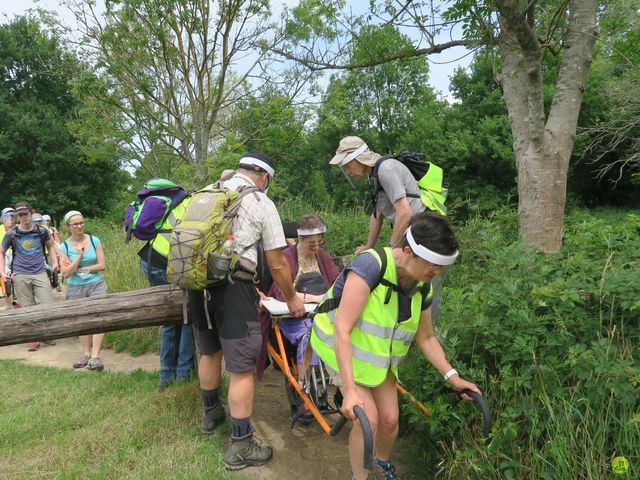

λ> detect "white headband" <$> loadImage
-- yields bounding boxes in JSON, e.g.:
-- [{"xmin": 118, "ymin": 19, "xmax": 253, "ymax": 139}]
[
  {"xmin": 239, "ymin": 156, "xmax": 275, "ymax": 177},
  {"xmin": 297, "ymin": 226, "xmax": 326, "ymax": 236},
  {"xmin": 339, "ymin": 142, "xmax": 368, "ymax": 167},
  {"xmin": 406, "ymin": 226, "xmax": 459, "ymax": 266}
]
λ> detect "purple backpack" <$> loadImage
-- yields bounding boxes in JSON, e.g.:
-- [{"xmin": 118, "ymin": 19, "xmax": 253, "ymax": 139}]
[{"xmin": 124, "ymin": 178, "xmax": 189, "ymax": 243}]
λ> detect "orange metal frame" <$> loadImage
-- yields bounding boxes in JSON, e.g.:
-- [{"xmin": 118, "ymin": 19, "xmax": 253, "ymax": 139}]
[
  {"xmin": 267, "ymin": 318, "xmax": 335, "ymax": 434},
  {"xmin": 267, "ymin": 316, "xmax": 433, "ymax": 435}
]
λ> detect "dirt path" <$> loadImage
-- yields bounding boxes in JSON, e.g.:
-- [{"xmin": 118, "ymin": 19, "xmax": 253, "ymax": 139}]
[{"xmin": 0, "ymin": 293, "xmax": 353, "ymax": 479}]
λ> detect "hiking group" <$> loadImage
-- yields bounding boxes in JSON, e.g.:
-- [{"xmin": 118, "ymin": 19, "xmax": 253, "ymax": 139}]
[
  {"xmin": 122, "ymin": 138, "xmax": 480, "ymax": 479},
  {"xmin": 2, "ymin": 136, "xmax": 481, "ymax": 479},
  {"xmin": 0, "ymin": 205, "xmax": 108, "ymax": 368}
]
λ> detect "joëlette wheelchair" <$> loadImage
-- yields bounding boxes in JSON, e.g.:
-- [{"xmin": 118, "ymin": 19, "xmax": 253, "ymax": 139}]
[{"xmin": 256, "ymin": 242, "xmax": 493, "ymax": 470}]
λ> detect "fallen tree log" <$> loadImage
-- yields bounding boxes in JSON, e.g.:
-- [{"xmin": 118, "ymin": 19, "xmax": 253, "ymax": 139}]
[{"xmin": 0, "ymin": 285, "xmax": 183, "ymax": 347}]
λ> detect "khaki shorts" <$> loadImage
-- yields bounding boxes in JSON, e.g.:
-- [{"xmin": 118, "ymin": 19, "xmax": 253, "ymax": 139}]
[{"xmin": 12, "ymin": 272, "xmax": 53, "ymax": 307}]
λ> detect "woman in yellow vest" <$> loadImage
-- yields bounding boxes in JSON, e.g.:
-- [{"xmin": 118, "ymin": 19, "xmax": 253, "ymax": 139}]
[{"xmin": 310, "ymin": 212, "xmax": 481, "ymax": 480}]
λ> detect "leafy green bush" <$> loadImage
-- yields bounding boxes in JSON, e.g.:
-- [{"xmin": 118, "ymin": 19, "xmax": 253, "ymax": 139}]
[{"xmin": 399, "ymin": 208, "xmax": 640, "ymax": 479}]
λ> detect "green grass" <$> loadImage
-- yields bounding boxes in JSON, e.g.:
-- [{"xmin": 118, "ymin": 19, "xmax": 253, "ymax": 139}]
[{"xmin": 0, "ymin": 361, "xmax": 243, "ymax": 480}]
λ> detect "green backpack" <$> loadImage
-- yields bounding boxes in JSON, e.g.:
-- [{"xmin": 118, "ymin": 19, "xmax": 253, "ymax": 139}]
[{"xmin": 167, "ymin": 181, "xmax": 260, "ymax": 290}]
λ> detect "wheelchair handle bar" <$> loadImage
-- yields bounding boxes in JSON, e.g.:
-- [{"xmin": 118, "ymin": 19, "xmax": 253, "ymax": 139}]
[
  {"xmin": 452, "ymin": 389, "xmax": 492, "ymax": 446},
  {"xmin": 353, "ymin": 405, "xmax": 374, "ymax": 470},
  {"xmin": 329, "ymin": 415, "xmax": 348, "ymax": 436}
]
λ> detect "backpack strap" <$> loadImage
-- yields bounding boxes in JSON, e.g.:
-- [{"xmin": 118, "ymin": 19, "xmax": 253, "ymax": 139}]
[
  {"xmin": 370, "ymin": 156, "xmax": 423, "ymax": 217},
  {"xmin": 9, "ymin": 226, "xmax": 48, "ymax": 271},
  {"xmin": 314, "ymin": 247, "xmax": 391, "ymax": 315}
]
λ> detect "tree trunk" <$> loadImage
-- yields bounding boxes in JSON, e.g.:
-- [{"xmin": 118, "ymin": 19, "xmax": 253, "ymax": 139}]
[
  {"xmin": 0, "ymin": 285, "xmax": 182, "ymax": 347},
  {"xmin": 497, "ymin": 0, "xmax": 598, "ymax": 252},
  {"xmin": 517, "ymin": 144, "xmax": 569, "ymax": 251}
]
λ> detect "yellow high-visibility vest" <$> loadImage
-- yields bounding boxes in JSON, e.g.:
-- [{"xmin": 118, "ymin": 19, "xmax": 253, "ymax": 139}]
[{"xmin": 310, "ymin": 247, "xmax": 431, "ymax": 387}]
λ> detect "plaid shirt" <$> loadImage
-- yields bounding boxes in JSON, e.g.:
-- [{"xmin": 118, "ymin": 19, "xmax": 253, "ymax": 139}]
[{"xmin": 223, "ymin": 173, "xmax": 286, "ymax": 270}]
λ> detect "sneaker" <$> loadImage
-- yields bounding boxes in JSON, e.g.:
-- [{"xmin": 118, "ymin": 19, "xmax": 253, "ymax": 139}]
[
  {"xmin": 86, "ymin": 357, "xmax": 104, "ymax": 371},
  {"xmin": 28, "ymin": 342, "xmax": 40, "ymax": 351},
  {"xmin": 73, "ymin": 354, "xmax": 90, "ymax": 369},
  {"xmin": 42, "ymin": 340, "xmax": 56, "ymax": 347},
  {"xmin": 223, "ymin": 434, "xmax": 273, "ymax": 471},
  {"xmin": 201, "ymin": 402, "xmax": 227, "ymax": 434},
  {"xmin": 375, "ymin": 458, "xmax": 400, "ymax": 480}
]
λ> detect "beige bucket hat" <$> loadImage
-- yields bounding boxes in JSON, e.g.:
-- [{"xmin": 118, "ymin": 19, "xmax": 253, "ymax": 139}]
[{"xmin": 329, "ymin": 136, "xmax": 379, "ymax": 167}]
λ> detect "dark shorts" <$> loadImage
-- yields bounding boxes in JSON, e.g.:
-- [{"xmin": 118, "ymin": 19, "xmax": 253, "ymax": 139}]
[{"xmin": 188, "ymin": 280, "xmax": 261, "ymax": 373}]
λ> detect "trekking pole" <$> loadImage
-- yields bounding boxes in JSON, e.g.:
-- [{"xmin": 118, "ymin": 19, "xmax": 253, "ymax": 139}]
[{"xmin": 353, "ymin": 405, "xmax": 374, "ymax": 470}]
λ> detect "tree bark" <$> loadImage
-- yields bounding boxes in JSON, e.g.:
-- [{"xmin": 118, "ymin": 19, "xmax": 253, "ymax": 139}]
[
  {"xmin": 497, "ymin": 0, "xmax": 598, "ymax": 252},
  {"xmin": 0, "ymin": 285, "xmax": 182, "ymax": 347}
]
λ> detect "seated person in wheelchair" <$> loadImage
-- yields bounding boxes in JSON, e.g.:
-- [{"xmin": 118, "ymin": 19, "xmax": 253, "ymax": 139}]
[
  {"xmin": 310, "ymin": 212, "xmax": 481, "ymax": 480},
  {"xmin": 265, "ymin": 214, "xmax": 340, "ymax": 385}
]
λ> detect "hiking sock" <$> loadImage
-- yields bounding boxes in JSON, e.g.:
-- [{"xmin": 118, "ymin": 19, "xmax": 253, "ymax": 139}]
[
  {"xmin": 231, "ymin": 416, "xmax": 252, "ymax": 439},
  {"xmin": 201, "ymin": 388, "xmax": 220, "ymax": 411}
]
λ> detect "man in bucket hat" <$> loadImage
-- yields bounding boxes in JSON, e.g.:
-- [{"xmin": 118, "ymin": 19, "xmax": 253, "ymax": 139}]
[{"xmin": 330, "ymin": 136, "xmax": 427, "ymax": 253}]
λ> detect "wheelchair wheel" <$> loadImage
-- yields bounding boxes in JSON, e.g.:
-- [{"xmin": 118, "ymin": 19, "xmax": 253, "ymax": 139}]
[{"xmin": 309, "ymin": 364, "xmax": 329, "ymax": 410}]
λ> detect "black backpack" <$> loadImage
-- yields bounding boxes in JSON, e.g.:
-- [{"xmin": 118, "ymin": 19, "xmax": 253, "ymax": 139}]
[{"xmin": 368, "ymin": 151, "xmax": 448, "ymax": 216}]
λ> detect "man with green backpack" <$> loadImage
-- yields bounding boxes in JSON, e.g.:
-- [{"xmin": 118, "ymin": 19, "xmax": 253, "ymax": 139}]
[
  {"xmin": 168, "ymin": 151, "xmax": 304, "ymax": 471},
  {"xmin": 330, "ymin": 136, "xmax": 448, "ymax": 253}
]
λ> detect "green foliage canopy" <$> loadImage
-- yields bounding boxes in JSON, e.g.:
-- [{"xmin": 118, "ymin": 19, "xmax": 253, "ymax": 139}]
[{"xmin": 0, "ymin": 16, "xmax": 126, "ymax": 223}]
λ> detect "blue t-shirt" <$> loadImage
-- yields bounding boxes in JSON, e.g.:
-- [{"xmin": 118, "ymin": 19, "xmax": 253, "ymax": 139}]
[
  {"xmin": 1, "ymin": 226, "xmax": 50, "ymax": 275},
  {"xmin": 332, "ymin": 251, "xmax": 432, "ymax": 312},
  {"xmin": 62, "ymin": 235, "xmax": 104, "ymax": 286}
]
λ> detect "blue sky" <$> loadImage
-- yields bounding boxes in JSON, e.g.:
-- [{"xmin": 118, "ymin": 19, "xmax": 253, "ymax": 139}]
[{"xmin": 0, "ymin": 0, "xmax": 472, "ymax": 99}]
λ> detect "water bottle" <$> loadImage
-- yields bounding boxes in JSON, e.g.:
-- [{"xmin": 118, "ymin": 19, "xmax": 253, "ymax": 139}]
[{"xmin": 211, "ymin": 235, "xmax": 235, "ymax": 280}]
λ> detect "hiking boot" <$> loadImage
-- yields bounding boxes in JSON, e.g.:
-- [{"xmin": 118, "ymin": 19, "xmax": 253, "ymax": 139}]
[
  {"xmin": 86, "ymin": 357, "xmax": 104, "ymax": 371},
  {"xmin": 157, "ymin": 380, "xmax": 171, "ymax": 392},
  {"xmin": 223, "ymin": 434, "xmax": 273, "ymax": 471},
  {"xmin": 28, "ymin": 342, "xmax": 40, "ymax": 351},
  {"xmin": 200, "ymin": 402, "xmax": 227, "ymax": 434},
  {"xmin": 375, "ymin": 458, "xmax": 400, "ymax": 480},
  {"xmin": 73, "ymin": 354, "xmax": 90, "ymax": 369}
]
